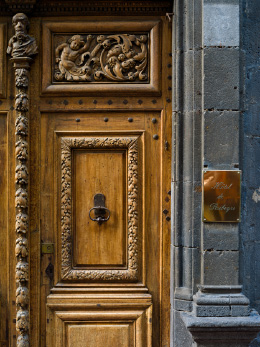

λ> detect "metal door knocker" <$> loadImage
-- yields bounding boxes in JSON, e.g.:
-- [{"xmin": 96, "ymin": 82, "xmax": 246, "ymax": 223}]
[{"xmin": 89, "ymin": 193, "xmax": 110, "ymax": 225}]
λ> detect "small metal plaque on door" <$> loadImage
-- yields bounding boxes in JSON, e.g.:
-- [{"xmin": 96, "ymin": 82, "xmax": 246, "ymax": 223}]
[{"xmin": 203, "ymin": 170, "xmax": 241, "ymax": 222}]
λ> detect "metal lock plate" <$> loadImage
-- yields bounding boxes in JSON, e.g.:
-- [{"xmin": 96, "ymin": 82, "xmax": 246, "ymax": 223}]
[{"xmin": 41, "ymin": 243, "xmax": 54, "ymax": 254}]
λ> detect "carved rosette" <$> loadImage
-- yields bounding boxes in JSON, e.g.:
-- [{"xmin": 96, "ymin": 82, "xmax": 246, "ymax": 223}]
[
  {"xmin": 60, "ymin": 137, "xmax": 140, "ymax": 281},
  {"xmin": 7, "ymin": 13, "xmax": 37, "ymax": 347}
]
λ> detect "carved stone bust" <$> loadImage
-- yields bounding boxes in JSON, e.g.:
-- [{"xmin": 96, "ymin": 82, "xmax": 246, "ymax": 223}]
[{"xmin": 6, "ymin": 13, "xmax": 37, "ymax": 58}]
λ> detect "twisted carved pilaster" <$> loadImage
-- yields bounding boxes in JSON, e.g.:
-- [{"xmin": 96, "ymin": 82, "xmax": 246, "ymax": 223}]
[{"xmin": 7, "ymin": 13, "xmax": 37, "ymax": 347}]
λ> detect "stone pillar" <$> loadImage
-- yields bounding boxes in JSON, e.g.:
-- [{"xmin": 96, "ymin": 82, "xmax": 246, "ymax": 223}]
[
  {"xmin": 7, "ymin": 13, "xmax": 37, "ymax": 347},
  {"xmin": 171, "ymin": 0, "xmax": 260, "ymax": 345}
]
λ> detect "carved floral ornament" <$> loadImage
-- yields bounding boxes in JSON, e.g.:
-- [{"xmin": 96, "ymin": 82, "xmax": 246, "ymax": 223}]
[
  {"xmin": 7, "ymin": 12, "xmax": 37, "ymax": 347},
  {"xmin": 60, "ymin": 136, "xmax": 140, "ymax": 281},
  {"xmin": 54, "ymin": 33, "xmax": 148, "ymax": 82}
]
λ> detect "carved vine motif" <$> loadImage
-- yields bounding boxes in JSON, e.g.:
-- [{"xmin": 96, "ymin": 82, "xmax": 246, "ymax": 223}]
[
  {"xmin": 17, "ymin": 334, "xmax": 29, "ymax": 347},
  {"xmin": 15, "ymin": 188, "xmax": 28, "ymax": 209},
  {"xmin": 54, "ymin": 34, "xmax": 148, "ymax": 82},
  {"xmin": 60, "ymin": 136, "xmax": 140, "ymax": 281},
  {"xmin": 16, "ymin": 213, "xmax": 28, "ymax": 234},
  {"xmin": 15, "ymin": 165, "xmax": 29, "ymax": 185},
  {"xmin": 15, "ymin": 140, "xmax": 28, "ymax": 160},
  {"xmin": 16, "ymin": 261, "xmax": 29, "ymax": 282},
  {"xmin": 16, "ymin": 310, "xmax": 29, "ymax": 333},
  {"xmin": 16, "ymin": 286, "xmax": 29, "ymax": 307},
  {"xmin": 15, "ymin": 237, "xmax": 28, "ymax": 258},
  {"xmin": 15, "ymin": 93, "xmax": 29, "ymax": 112},
  {"xmin": 16, "ymin": 115, "xmax": 28, "ymax": 136},
  {"xmin": 15, "ymin": 69, "xmax": 29, "ymax": 88},
  {"xmin": 7, "ymin": 12, "xmax": 37, "ymax": 347}
]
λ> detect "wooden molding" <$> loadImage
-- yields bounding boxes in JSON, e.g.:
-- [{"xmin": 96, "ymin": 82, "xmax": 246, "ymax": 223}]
[
  {"xmin": 0, "ymin": 23, "xmax": 6, "ymax": 98},
  {"xmin": 47, "ymin": 294, "xmax": 152, "ymax": 347},
  {"xmin": 0, "ymin": 1, "xmax": 172, "ymax": 16},
  {"xmin": 60, "ymin": 136, "xmax": 141, "ymax": 282}
]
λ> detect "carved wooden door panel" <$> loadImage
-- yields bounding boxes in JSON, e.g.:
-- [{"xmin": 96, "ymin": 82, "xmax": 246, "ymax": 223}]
[{"xmin": 0, "ymin": 12, "xmax": 171, "ymax": 347}]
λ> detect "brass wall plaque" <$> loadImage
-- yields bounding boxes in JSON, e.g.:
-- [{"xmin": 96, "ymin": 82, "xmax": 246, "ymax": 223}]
[{"xmin": 203, "ymin": 170, "xmax": 241, "ymax": 222}]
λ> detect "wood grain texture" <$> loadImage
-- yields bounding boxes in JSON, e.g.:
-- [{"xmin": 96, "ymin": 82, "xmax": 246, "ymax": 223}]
[
  {"xmin": 67, "ymin": 324, "xmax": 133, "ymax": 347},
  {"xmin": 46, "ymin": 296, "xmax": 152, "ymax": 347},
  {"xmin": 0, "ymin": 23, "xmax": 6, "ymax": 98},
  {"xmin": 73, "ymin": 149, "xmax": 126, "ymax": 267}
]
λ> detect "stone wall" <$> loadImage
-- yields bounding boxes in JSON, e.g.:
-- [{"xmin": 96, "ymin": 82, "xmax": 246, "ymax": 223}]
[
  {"xmin": 171, "ymin": 0, "xmax": 260, "ymax": 345},
  {"xmin": 241, "ymin": 0, "xmax": 260, "ymax": 345}
]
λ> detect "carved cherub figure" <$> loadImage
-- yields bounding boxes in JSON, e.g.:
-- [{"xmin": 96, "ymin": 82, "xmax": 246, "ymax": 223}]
[
  {"xmin": 55, "ymin": 34, "xmax": 94, "ymax": 81},
  {"xmin": 6, "ymin": 13, "xmax": 37, "ymax": 58}
]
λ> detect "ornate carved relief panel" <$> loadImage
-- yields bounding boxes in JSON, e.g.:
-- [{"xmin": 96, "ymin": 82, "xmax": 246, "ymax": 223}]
[{"xmin": 42, "ymin": 20, "xmax": 160, "ymax": 95}]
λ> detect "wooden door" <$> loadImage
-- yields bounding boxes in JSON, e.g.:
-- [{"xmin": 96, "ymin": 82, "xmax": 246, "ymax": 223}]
[{"xmin": 0, "ymin": 13, "xmax": 172, "ymax": 347}]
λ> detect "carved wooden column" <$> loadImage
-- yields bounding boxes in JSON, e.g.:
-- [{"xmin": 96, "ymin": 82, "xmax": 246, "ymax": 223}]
[{"xmin": 7, "ymin": 13, "xmax": 37, "ymax": 347}]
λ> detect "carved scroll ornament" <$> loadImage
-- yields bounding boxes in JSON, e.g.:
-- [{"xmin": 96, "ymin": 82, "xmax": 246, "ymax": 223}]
[
  {"xmin": 54, "ymin": 34, "xmax": 148, "ymax": 82},
  {"xmin": 60, "ymin": 137, "xmax": 140, "ymax": 281},
  {"xmin": 7, "ymin": 12, "xmax": 37, "ymax": 347}
]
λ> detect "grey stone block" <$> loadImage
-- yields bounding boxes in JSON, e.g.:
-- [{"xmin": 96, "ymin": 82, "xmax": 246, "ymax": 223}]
[
  {"xmin": 195, "ymin": 304, "xmax": 230, "ymax": 317},
  {"xmin": 250, "ymin": 332, "xmax": 260, "ymax": 347},
  {"xmin": 203, "ymin": 224, "xmax": 239, "ymax": 250},
  {"xmin": 203, "ymin": 250, "xmax": 239, "ymax": 285},
  {"xmin": 204, "ymin": 110, "xmax": 239, "ymax": 168},
  {"xmin": 174, "ymin": 310, "xmax": 194, "ymax": 347},
  {"xmin": 231, "ymin": 305, "xmax": 249, "ymax": 317},
  {"xmin": 204, "ymin": 48, "xmax": 239, "ymax": 109},
  {"xmin": 204, "ymin": 0, "xmax": 239, "ymax": 3},
  {"xmin": 175, "ymin": 299, "xmax": 193, "ymax": 312},
  {"xmin": 182, "ymin": 112, "xmax": 203, "ymax": 181},
  {"xmin": 181, "ymin": 311, "xmax": 260, "ymax": 347},
  {"xmin": 182, "ymin": 247, "xmax": 197, "ymax": 288},
  {"xmin": 183, "ymin": 50, "xmax": 203, "ymax": 112},
  {"xmin": 180, "ymin": 0, "xmax": 203, "ymax": 52},
  {"xmin": 241, "ymin": 242, "xmax": 260, "ymax": 314},
  {"xmin": 204, "ymin": 3, "xmax": 239, "ymax": 47},
  {"xmin": 174, "ymin": 247, "xmax": 200, "ymax": 291},
  {"xmin": 242, "ymin": 136, "xmax": 260, "ymax": 188}
]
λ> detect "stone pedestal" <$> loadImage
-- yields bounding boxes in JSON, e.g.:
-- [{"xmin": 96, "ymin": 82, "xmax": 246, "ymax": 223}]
[{"xmin": 181, "ymin": 311, "xmax": 260, "ymax": 347}]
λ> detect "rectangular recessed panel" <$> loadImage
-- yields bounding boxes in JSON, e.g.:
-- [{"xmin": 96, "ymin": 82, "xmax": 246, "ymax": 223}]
[
  {"xmin": 73, "ymin": 150, "xmax": 127, "ymax": 268},
  {"xmin": 67, "ymin": 323, "xmax": 133, "ymax": 347}
]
